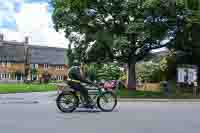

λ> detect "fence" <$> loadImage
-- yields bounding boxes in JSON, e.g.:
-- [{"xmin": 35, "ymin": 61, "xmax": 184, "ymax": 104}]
[
  {"xmin": 137, "ymin": 83, "xmax": 161, "ymax": 92},
  {"xmin": 0, "ymin": 80, "xmax": 24, "ymax": 84}
]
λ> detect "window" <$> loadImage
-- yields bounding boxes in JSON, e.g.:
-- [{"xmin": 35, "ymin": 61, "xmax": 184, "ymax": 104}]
[
  {"xmin": 31, "ymin": 64, "xmax": 38, "ymax": 69},
  {"xmin": 7, "ymin": 62, "xmax": 11, "ymax": 66},
  {"xmin": 1, "ymin": 61, "xmax": 6, "ymax": 66},
  {"xmin": 57, "ymin": 75, "xmax": 64, "ymax": 80},
  {"xmin": 31, "ymin": 74, "xmax": 38, "ymax": 80},
  {"xmin": 44, "ymin": 64, "xmax": 48, "ymax": 69},
  {"xmin": 7, "ymin": 73, "xmax": 10, "ymax": 79},
  {"xmin": 0, "ymin": 61, "xmax": 12, "ymax": 66},
  {"xmin": 0, "ymin": 73, "xmax": 10, "ymax": 79},
  {"xmin": 56, "ymin": 66, "xmax": 64, "ymax": 70},
  {"xmin": 3, "ymin": 73, "xmax": 6, "ymax": 79}
]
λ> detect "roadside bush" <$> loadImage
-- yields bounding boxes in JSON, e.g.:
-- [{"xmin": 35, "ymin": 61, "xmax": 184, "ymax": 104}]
[{"xmin": 87, "ymin": 63, "xmax": 123, "ymax": 81}]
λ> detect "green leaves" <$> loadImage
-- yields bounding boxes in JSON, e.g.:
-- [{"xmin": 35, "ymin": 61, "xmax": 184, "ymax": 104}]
[
  {"xmin": 85, "ymin": 63, "xmax": 122, "ymax": 81},
  {"xmin": 97, "ymin": 63, "xmax": 121, "ymax": 81},
  {"xmin": 171, "ymin": 0, "xmax": 200, "ymax": 66},
  {"xmin": 136, "ymin": 61, "xmax": 160, "ymax": 82},
  {"xmin": 126, "ymin": 20, "xmax": 144, "ymax": 34},
  {"xmin": 143, "ymin": 0, "xmax": 161, "ymax": 9},
  {"xmin": 51, "ymin": 0, "xmax": 178, "ymax": 64},
  {"xmin": 31, "ymin": 68, "xmax": 38, "ymax": 75}
]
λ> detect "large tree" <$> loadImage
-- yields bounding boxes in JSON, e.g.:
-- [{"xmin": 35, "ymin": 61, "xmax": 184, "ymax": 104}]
[
  {"xmin": 168, "ymin": 0, "xmax": 200, "ymax": 66},
  {"xmin": 51, "ymin": 0, "xmax": 179, "ymax": 90},
  {"xmin": 171, "ymin": 0, "xmax": 200, "ymax": 80}
]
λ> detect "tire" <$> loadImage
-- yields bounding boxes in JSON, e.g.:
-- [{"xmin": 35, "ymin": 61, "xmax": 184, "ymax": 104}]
[
  {"xmin": 56, "ymin": 92, "xmax": 79, "ymax": 113},
  {"xmin": 97, "ymin": 91, "xmax": 117, "ymax": 112}
]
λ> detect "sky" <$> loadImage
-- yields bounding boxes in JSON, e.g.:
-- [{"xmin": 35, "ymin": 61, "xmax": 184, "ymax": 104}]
[
  {"xmin": 0, "ymin": 0, "xmax": 168, "ymax": 52},
  {"xmin": 0, "ymin": 0, "xmax": 69, "ymax": 48}
]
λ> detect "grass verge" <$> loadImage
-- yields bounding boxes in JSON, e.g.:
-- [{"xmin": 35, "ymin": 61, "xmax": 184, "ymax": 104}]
[
  {"xmin": 1, "ymin": 84, "xmax": 200, "ymax": 99},
  {"xmin": 0, "ymin": 84, "xmax": 56, "ymax": 93},
  {"xmin": 118, "ymin": 89, "xmax": 164, "ymax": 98},
  {"xmin": 117, "ymin": 89, "xmax": 200, "ymax": 99}
]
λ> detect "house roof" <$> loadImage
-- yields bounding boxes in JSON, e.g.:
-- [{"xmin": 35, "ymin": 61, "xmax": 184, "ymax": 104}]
[
  {"xmin": 0, "ymin": 41, "xmax": 26, "ymax": 62},
  {"xmin": 0, "ymin": 40, "xmax": 68, "ymax": 65},
  {"xmin": 29, "ymin": 45, "xmax": 68, "ymax": 65}
]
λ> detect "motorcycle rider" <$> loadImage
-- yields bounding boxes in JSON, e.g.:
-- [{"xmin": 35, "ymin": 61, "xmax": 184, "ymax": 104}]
[{"xmin": 67, "ymin": 62, "xmax": 93, "ymax": 107}]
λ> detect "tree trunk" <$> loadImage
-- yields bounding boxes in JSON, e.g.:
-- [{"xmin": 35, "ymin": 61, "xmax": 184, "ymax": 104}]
[{"xmin": 127, "ymin": 60, "xmax": 136, "ymax": 90}]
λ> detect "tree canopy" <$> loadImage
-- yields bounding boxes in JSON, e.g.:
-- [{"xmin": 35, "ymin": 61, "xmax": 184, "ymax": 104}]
[
  {"xmin": 52, "ymin": 0, "xmax": 178, "ymax": 62},
  {"xmin": 51, "ymin": 0, "xmax": 184, "ymax": 89},
  {"xmin": 170, "ymin": 0, "xmax": 200, "ymax": 66}
]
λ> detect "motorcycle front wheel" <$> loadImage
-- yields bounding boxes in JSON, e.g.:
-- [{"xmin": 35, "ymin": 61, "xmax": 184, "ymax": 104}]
[
  {"xmin": 56, "ymin": 92, "xmax": 79, "ymax": 113},
  {"xmin": 97, "ymin": 91, "xmax": 117, "ymax": 112}
]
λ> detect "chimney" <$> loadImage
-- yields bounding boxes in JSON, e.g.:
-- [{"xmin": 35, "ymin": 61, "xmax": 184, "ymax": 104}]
[
  {"xmin": 25, "ymin": 36, "xmax": 29, "ymax": 44},
  {"xmin": 0, "ymin": 33, "xmax": 4, "ymax": 41}
]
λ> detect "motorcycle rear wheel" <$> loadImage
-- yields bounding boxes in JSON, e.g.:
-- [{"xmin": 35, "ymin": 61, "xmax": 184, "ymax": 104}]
[{"xmin": 56, "ymin": 92, "xmax": 79, "ymax": 113}]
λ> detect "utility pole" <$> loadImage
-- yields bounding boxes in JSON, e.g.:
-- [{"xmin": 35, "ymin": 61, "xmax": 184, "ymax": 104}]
[{"xmin": 24, "ymin": 36, "xmax": 31, "ymax": 81}]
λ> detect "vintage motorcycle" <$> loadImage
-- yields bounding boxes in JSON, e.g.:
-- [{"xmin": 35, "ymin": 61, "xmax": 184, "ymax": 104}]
[{"xmin": 56, "ymin": 79, "xmax": 118, "ymax": 113}]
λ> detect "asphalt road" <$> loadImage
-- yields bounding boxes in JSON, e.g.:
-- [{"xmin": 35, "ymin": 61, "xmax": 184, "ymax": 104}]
[{"xmin": 0, "ymin": 100, "xmax": 200, "ymax": 133}]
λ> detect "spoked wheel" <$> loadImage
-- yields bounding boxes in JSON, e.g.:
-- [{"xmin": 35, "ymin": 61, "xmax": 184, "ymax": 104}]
[
  {"xmin": 56, "ymin": 92, "xmax": 79, "ymax": 113},
  {"xmin": 97, "ymin": 91, "xmax": 117, "ymax": 112}
]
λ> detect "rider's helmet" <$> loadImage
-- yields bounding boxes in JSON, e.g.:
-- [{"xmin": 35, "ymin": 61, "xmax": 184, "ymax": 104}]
[
  {"xmin": 68, "ymin": 60, "xmax": 89, "ymax": 81},
  {"xmin": 68, "ymin": 60, "xmax": 81, "ymax": 81}
]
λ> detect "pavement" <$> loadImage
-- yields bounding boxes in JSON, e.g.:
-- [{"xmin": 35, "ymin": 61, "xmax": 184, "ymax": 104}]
[
  {"xmin": 1, "ymin": 100, "xmax": 200, "ymax": 133},
  {"xmin": 1, "ymin": 92, "xmax": 200, "ymax": 133},
  {"xmin": 119, "ymin": 98, "xmax": 200, "ymax": 102},
  {"xmin": 0, "ymin": 92, "xmax": 56, "ymax": 104}
]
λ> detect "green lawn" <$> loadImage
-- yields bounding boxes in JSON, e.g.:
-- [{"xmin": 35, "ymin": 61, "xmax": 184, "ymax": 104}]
[
  {"xmin": 118, "ymin": 89, "xmax": 164, "ymax": 98},
  {"xmin": 0, "ymin": 83, "xmax": 199, "ymax": 99},
  {"xmin": 117, "ymin": 89, "xmax": 200, "ymax": 99},
  {"xmin": 0, "ymin": 84, "xmax": 56, "ymax": 93}
]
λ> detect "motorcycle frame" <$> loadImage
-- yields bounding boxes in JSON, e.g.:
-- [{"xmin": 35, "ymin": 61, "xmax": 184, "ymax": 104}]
[{"xmin": 57, "ymin": 82, "xmax": 106, "ymax": 105}]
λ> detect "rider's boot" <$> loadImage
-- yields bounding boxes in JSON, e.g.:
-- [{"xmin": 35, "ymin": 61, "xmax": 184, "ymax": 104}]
[{"xmin": 84, "ymin": 97, "xmax": 94, "ymax": 108}]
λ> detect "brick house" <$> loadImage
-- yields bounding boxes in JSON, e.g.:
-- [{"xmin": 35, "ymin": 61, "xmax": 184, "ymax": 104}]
[
  {"xmin": 0, "ymin": 34, "xmax": 68, "ymax": 82},
  {"xmin": 28, "ymin": 45, "xmax": 68, "ymax": 81},
  {"xmin": 0, "ymin": 37, "xmax": 26, "ymax": 81}
]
